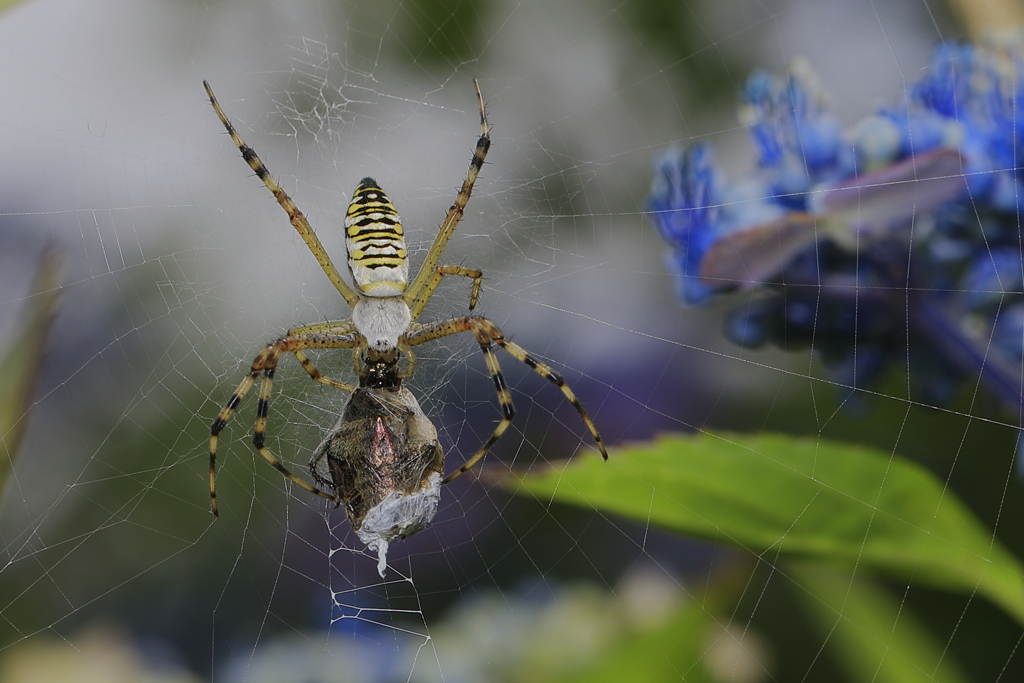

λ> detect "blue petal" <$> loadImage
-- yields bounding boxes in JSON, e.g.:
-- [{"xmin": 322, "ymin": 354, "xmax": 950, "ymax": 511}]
[{"xmin": 649, "ymin": 144, "xmax": 723, "ymax": 304}]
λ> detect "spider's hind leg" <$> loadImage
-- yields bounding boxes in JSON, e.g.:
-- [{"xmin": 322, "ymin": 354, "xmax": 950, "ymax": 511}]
[
  {"xmin": 475, "ymin": 317, "xmax": 606, "ymax": 462},
  {"xmin": 209, "ymin": 363, "xmax": 262, "ymax": 517},
  {"xmin": 250, "ymin": 354, "xmax": 338, "ymax": 504},
  {"xmin": 208, "ymin": 327, "xmax": 362, "ymax": 515},
  {"xmin": 403, "ymin": 315, "xmax": 606, "ymax": 484}
]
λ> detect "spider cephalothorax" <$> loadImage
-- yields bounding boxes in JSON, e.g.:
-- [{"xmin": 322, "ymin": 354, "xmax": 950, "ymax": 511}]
[{"xmin": 205, "ymin": 81, "xmax": 607, "ymax": 551}]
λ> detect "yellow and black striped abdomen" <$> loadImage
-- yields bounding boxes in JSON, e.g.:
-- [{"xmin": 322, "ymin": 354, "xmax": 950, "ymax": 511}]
[{"xmin": 345, "ymin": 178, "xmax": 409, "ymax": 297}]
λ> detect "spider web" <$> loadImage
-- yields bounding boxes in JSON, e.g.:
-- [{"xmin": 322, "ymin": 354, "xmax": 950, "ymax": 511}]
[{"xmin": 0, "ymin": 0, "xmax": 1021, "ymax": 681}]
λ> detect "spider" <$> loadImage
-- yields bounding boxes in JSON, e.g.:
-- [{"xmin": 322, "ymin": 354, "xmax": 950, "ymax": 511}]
[{"xmin": 205, "ymin": 79, "xmax": 607, "ymax": 519}]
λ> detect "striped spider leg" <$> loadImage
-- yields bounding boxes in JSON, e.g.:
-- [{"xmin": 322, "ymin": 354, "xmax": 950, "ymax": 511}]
[
  {"xmin": 403, "ymin": 317, "xmax": 608, "ymax": 483},
  {"xmin": 208, "ymin": 324, "xmax": 361, "ymax": 516},
  {"xmin": 402, "ymin": 80, "xmax": 490, "ymax": 320},
  {"xmin": 204, "ymin": 81, "xmax": 361, "ymax": 307}
]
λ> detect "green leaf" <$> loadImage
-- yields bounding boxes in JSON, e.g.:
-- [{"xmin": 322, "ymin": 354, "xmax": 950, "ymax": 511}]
[
  {"xmin": 504, "ymin": 432, "xmax": 1024, "ymax": 624},
  {"xmin": 788, "ymin": 562, "xmax": 969, "ymax": 683},
  {"xmin": 0, "ymin": 245, "xmax": 61, "ymax": 495}
]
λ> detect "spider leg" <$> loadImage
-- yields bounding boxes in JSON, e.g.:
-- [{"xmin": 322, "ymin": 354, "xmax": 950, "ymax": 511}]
[
  {"xmin": 209, "ymin": 330, "xmax": 362, "ymax": 516},
  {"xmin": 204, "ymin": 81, "xmax": 360, "ymax": 308},
  {"xmin": 287, "ymin": 321, "xmax": 360, "ymax": 390},
  {"xmin": 210, "ymin": 372, "xmax": 258, "ymax": 516},
  {"xmin": 403, "ymin": 316, "xmax": 607, "ymax": 483},
  {"xmin": 292, "ymin": 350, "xmax": 355, "ymax": 390},
  {"xmin": 408, "ymin": 265, "xmax": 483, "ymax": 320},
  {"xmin": 250, "ymin": 354, "xmax": 337, "ymax": 505},
  {"xmin": 404, "ymin": 80, "xmax": 490, "ymax": 308}
]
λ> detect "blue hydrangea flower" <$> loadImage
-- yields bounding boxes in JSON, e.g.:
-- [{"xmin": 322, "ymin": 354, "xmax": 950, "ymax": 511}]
[
  {"xmin": 740, "ymin": 58, "xmax": 854, "ymax": 200},
  {"xmin": 651, "ymin": 37, "xmax": 1024, "ymax": 416},
  {"xmin": 650, "ymin": 143, "xmax": 722, "ymax": 304}
]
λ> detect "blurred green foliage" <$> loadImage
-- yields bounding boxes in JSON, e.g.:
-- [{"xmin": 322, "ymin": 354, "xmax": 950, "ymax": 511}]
[
  {"xmin": 396, "ymin": 0, "xmax": 489, "ymax": 68},
  {"xmin": 790, "ymin": 563, "xmax": 969, "ymax": 683},
  {"xmin": 0, "ymin": 245, "xmax": 60, "ymax": 498},
  {"xmin": 0, "ymin": 0, "xmax": 27, "ymax": 16}
]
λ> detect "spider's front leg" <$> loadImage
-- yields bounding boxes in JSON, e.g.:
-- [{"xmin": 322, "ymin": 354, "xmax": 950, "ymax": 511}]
[
  {"xmin": 208, "ymin": 326, "xmax": 361, "ymax": 516},
  {"xmin": 403, "ymin": 316, "xmax": 607, "ymax": 483},
  {"xmin": 403, "ymin": 79, "xmax": 490, "ymax": 308},
  {"xmin": 204, "ymin": 81, "xmax": 361, "ymax": 308}
]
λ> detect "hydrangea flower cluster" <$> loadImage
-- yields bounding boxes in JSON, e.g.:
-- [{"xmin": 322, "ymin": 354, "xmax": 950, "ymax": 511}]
[{"xmin": 650, "ymin": 39, "xmax": 1024, "ymax": 412}]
